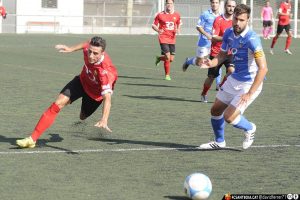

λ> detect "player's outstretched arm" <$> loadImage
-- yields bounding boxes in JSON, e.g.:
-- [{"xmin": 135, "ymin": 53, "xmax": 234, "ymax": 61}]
[
  {"xmin": 55, "ymin": 42, "xmax": 86, "ymax": 53},
  {"xmin": 199, "ymin": 51, "xmax": 227, "ymax": 69},
  {"xmin": 94, "ymin": 92, "xmax": 112, "ymax": 132}
]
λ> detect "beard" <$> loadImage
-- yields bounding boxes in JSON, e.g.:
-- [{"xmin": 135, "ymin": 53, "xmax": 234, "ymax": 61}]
[{"xmin": 233, "ymin": 25, "xmax": 243, "ymax": 34}]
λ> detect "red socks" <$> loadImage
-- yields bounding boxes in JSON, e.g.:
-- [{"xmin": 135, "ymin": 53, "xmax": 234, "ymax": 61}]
[
  {"xmin": 271, "ymin": 36, "xmax": 277, "ymax": 48},
  {"xmin": 285, "ymin": 36, "xmax": 292, "ymax": 50},
  {"xmin": 164, "ymin": 60, "xmax": 170, "ymax": 76},
  {"xmin": 31, "ymin": 103, "xmax": 61, "ymax": 141},
  {"xmin": 201, "ymin": 84, "xmax": 211, "ymax": 96}
]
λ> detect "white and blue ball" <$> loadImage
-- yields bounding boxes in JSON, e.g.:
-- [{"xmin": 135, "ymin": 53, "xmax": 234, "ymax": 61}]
[{"xmin": 184, "ymin": 173, "xmax": 212, "ymax": 200}]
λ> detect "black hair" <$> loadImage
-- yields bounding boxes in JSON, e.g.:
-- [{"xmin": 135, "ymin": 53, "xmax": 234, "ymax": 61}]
[{"xmin": 90, "ymin": 36, "xmax": 106, "ymax": 51}]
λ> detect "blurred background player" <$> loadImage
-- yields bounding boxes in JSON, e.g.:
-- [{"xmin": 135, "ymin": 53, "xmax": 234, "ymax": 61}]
[
  {"xmin": 200, "ymin": 0, "xmax": 236, "ymax": 103},
  {"xmin": 198, "ymin": 4, "xmax": 268, "ymax": 149},
  {"xmin": 16, "ymin": 36, "xmax": 118, "ymax": 148},
  {"xmin": 0, "ymin": 3, "xmax": 7, "ymax": 19},
  {"xmin": 152, "ymin": 0, "xmax": 181, "ymax": 81},
  {"xmin": 182, "ymin": 0, "xmax": 220, "ymax": 100},
  {"xmin": 261, "ymin": 0, "xmax": 274, "ymax": 39},
  {"xmin": 270, "ymin": 0, "xmax": 292, "ymax": 55}
]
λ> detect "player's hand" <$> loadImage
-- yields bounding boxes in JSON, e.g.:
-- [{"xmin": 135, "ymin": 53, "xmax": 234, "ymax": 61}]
[
  {"xmin": 238, "ymin": 93, "xmax": 251, "ymax": 107},
  {"xmin": 55, "ymin": 44, "xmax": 71, "ymax": 53},
  {"xmin": 94, "ymin": 119, "xmax": 112, "ymax": 133},
  {"xmin": 158, "ymin": 29, "xmax": 164, "ymax": 34},
  {"xmin": 199, "ymin": 58, "xmax": 211, "ymax": 69}
]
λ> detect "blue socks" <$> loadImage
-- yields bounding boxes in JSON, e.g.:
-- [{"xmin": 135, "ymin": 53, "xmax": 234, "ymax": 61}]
[
  {"xmin": 231, "ymin": 115, "xmax": 253, "ymax": 132},
  {"xmin": 211, "ymin": 115, "xmax": 253, "ymax": 142},
  {"xmin": 211, "ymin": 115, "xmax": 225, "ymax": 143},
  {"xmin": 186, "ymin": 57, "xmax": 195, "ymax": 66}
]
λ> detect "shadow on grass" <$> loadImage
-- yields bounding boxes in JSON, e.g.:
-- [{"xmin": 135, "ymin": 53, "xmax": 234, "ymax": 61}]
[
  {"xmin": 118, "ymin": 75, "xmax": 158, "ymax": 80},
  {"xmin": 164, "ymin": 196, "xmax": 190, "ymax": 200},
  {"xmin": 1, "ymin": 133, "xmax": 79, "ymax": 154},
  {"xmin": 123, "ymin": 95, "xmax": 207, "ymax": 103},
  {"xmin": 121, "ymin": 82, "xmax": 196, "ymax": 89},
  {"xmin": 89, "ymin": 138, "xmax": 242, "ymax": 152}
]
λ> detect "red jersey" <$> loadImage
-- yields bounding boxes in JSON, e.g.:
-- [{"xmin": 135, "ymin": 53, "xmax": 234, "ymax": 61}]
[
  {"xmin": 0, "ymin": 6, "xmax": 6, "ymax": 17},
  {"xmin": 278, "ymin": 2, "xmax": 292, "ymax": 25},
  {"xmin": 80, "ymin": 43, "xmax": 118, "ymax": 102},
  {"xmin": 211, "ymin": 14, "xmax": 232, "ymax": 57},
  {"xmin": 152, "ymin": 11, "xmax": 181, "ymax": 44}
]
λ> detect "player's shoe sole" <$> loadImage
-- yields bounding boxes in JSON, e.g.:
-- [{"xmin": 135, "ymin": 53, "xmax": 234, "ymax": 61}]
[
  {"xmin": 16, "ymin": 137, "xmax": 36, "ymax": 148},
  {"xmin": 197, "ymin": 141, "xmax": 226, "ymax": 149},
  {"xmin": 182, "ymin": 58, "xmax": 190, "ymax": 72},
  {"xmin": 242, "ymin": 122, "xmax": 256, "ymax": 149}
]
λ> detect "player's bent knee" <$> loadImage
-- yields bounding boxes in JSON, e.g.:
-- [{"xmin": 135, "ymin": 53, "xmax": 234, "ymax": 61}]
[{"xmin": 55, "ymin": 95, "xmax": 70, "ymax": 109}]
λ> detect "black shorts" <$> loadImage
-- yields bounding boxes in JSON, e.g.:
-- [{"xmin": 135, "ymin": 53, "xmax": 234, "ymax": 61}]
[
  {"xmin": 263, "ymin": 20, "xmax": 273, "ymax": 27},
  {"xmin": 160, "ymin": 43, "xmax": 176, "ymax": 55},
  {"xmin": 60, "ymin": 76, "xmax": 102, "ymax": 118},
  {"xmin": 207, "ymin": 55, "xmax": 234, "ymax": 78},
  {"xmin": 276, "ymin": 24, "xmax": 291, "ymax": 34}
]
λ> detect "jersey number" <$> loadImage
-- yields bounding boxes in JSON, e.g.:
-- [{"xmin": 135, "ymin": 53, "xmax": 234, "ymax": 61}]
[{"xmin": 165, "ymin": 21, "xmax": 175, "ymax": 30}]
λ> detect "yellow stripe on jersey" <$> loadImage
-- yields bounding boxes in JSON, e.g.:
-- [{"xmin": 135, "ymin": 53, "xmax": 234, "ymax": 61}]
[{"xmin": 254, "ymin": 50, "xmax": 264, "ymax": 59}]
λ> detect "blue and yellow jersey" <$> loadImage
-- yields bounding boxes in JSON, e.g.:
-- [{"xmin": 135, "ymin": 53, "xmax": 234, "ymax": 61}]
[{"xmin": 221, "ymin": 26, "xmax": 264, "ymax": 82}]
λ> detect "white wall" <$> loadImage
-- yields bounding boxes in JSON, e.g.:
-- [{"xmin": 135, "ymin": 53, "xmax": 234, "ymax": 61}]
[{"xmin": 16, "ymin": 0, "xmax": 83, "ymax": 33}]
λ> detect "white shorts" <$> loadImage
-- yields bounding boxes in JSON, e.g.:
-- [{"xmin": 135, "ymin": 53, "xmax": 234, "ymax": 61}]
[
  {"xmin": 196, "ymin": 46, "xmax": 210, "ymax": 58},
  {"xmin": 216, "ymin": 76, "xmax": 263, "ymax": 114}
]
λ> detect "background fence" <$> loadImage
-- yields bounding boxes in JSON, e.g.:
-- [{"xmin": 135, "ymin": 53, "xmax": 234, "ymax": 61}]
[{"xmin": 1, "ymin": 0, "xmax": 299, "ymax": 37}]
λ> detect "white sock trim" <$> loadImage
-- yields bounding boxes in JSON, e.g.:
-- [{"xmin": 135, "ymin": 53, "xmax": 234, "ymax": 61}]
[
  {"xmin": 230, "ymin": 115, "xmax": 241, "ymax": 125},
  {"xmin": 211, "ymin": 114, "xmax": 224, "ymax": 120}
]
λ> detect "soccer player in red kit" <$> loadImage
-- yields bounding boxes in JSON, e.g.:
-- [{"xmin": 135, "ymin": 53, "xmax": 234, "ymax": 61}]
[
  {"xmin": 16, "ymin": 36, "xmax": 118, "ymax": 148},
  {"xmin": 270, "ymin": 0, "xmax": 293, "ymax": 55},
  {"xmin": 152, "ymin": 0, "xmax": 181, "ymax": 80},
  {"xmin": 200, "ymin": 0, "xmax": 236, "ymax": 103},
  {"xmin": 0, "ymin": 5, "xmax": 7, "ymax": 19}
]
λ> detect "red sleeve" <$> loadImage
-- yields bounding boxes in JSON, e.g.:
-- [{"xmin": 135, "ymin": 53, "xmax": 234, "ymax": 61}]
[
  {"xmin": 212, "ymin": 17, "xmax": 220, "ymax": 36},
  {"xmin": 153, "ymin": 12, "xmax": 160, "ymax": 26}
]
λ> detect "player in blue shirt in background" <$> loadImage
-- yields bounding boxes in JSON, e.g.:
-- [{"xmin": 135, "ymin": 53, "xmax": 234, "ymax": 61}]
[
  {"xmin": 182, "ymin": 0, "xmax": 221, "ymax": 101},
  {"xmin": 198, "ymin": 4, "xmax": 268, "ymax": 149}
]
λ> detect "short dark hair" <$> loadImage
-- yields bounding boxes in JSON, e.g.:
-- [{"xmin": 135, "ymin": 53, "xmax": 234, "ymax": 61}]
[
  {"xmin": 166, "ymin": 0, "xmax": 174, "ymax": 3},
  {"xmin": 225, "ymin": 0, "xmax": 236, "ymax": 6},
  {"xmin": 90, "ymin": 36, "xmax": 106, "ymax": 51},
  {"xmin": 210, "ymin": 0, "xmax": 220, "ymax": 2},
  {"xmin": 234, "ymin": 4, "xmax": 251, "ymax": 18}
]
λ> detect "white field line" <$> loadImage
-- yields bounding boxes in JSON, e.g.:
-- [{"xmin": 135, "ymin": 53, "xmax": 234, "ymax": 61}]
[{"xmin": 0, "ymin": 144, "xmax": 299, "ymax": 155}]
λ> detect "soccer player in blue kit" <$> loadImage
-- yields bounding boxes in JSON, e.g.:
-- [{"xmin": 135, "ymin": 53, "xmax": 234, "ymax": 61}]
[
  {"xmin": 198, "ymin": 4, "xmax": 268, "ymax": 149},
  {"xmin": 182, "ymin": 0, "xmax": 221, "ymax": 100}
]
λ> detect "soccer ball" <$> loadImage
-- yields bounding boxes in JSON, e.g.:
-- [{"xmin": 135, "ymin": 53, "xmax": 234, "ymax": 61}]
[{"xmin": 184, "ymin": 173, "xmax": 212, "ymax": 200}]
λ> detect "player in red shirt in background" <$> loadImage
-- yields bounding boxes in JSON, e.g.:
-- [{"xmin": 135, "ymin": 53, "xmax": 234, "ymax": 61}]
[
  {"xmin": 270, "ymin": 0, "xmax": 293, "ymax": 55},
  {"xmin": 0, "ymin": 4, "xmax": 7, "ymax": 19},
  {"xmin": 152, "ymin": 0, "xmax": 181, "ymax": 80},
  {"xmin": 200, "ymin": 0, "xmax": 236, "ymax": 103},
  {"xmin": 16, "ymin": 36, "xmax": 118, "ymax": 148}
]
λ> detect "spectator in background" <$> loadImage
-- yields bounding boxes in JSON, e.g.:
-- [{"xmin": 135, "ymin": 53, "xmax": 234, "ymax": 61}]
[
  {"xmin": 261, "ymin": 0, "xmax": 274, "ymax": 39},
  {"xmin": 0, "ymin": 4, "xmax": 7, "ymax": 19}
]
